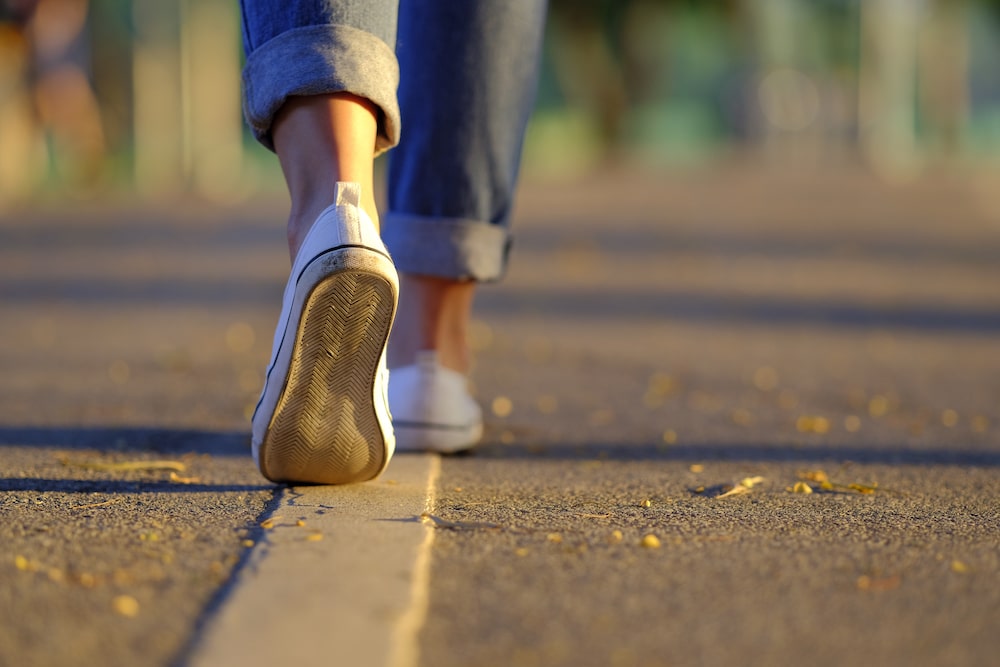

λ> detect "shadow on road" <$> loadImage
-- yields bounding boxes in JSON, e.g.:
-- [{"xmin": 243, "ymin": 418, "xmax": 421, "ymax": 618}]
[
  {"xmin": 0, "ymin": 425, "xmax": 270, "ymax": 493},
  {"xmin": 0, "ymin": 425, "xmax": 249, "ymax": 456},
  {"xmin": 0, "ymin": 477, "xmax": 269, "ymax": 493},
  {"xmin": 472, "ymin": 441, "xmax": 1000, "ymax": 467},
  {"xmin": 3, "ymin": 427, "xmax": 996, "ymax": 469}
]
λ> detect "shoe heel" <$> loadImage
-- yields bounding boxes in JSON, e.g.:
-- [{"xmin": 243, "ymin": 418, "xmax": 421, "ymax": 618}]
[{"xmin": 260, "ymin": 247, "xmax": 397, "ymax": 484}]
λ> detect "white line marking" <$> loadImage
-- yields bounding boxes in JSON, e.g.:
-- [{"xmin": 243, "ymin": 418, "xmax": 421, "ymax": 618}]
[
  {"xmin": 388, "ymin": 455, "xmax": 439, "ymax": 667},
  {"xmin": 189, "ymin": 454, "xmax": 439, "ymax": 667}
]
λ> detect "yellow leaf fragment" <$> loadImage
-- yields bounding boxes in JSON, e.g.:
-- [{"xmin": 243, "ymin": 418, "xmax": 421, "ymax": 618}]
[
  {"xmin": 609, "ymin": 530, "xmax": 624, "ymax": 543},
  {"xmin": 14, "ymin": 555, "xmax": 29, "ymax": 571},
  {"xmin": 717, "ymin": 484, "xmax": 751, "ymax": 499},
  {"xmin": 169, "ymin": 471, "xmax": 201, "ymax": 484},
  {"xmin": 260, "ymin": 518, "xmax": 277, "ymax": 530},
  {"xmin": 112, "ymin": 595, "xmax": 140, "ymax": 618},
  {"xmin": 848, "ymin": 483, "xmax": 877, "ymax": 495},
  {"xmin": 640, "ymin": 499, "xmax": 652, "ymax": 508},
  {"xmin": 491, "ymin": 396, "xmax": 513, "ymax": 418},
  {"xmin": 640, "ymin": 534, "xmax": 661, "ymax": 549},
  {"xmin": 689, "ymin": 464, "xmax": 704, "ymax": 473},
  {"xmin": 796, "ymin": 416, "xmax": 830, "ymax": 434},
  {"xmin": 799, "ymin": 470, "xmax": 833, "ymax": 490},
  {"xmin": 739, "ymin": 476, "xmax": 765, "ymax": 489},
  {"xmin": 951, "ymin": 560, "xmax": 969, "ymax": 574},
  {"xmin": 868, "ymin": 395, "xmax": 890, "ymax": 417},
  {"xmin": 241, "ymin": 540, "xmax": 255, "ymax": 548},
  {"xmin": 295, "ymin": 520, "xmax": 306, "ymax": 527},
  {"xmin": 515, "ymin": 548, "xmax": 529, "ymax": 557},
  {"xmin": 546, "ymin": 533, "xmax": 563, "ymax": 543},
  {"xmin": 792, "ymin": 482, "xmax": 813, "ymax": 494},
  {"xmin": 857, "ymin": 575, "xmax": 900, "ymax": 592},
  {"xmin": 800, "ymin": 470, "xmax": 829, "ymax": 484},
  {"xmin": 305, "ymin": 533, "xmax": 323, "ymax": 542},
  {"xmin": 941, "ymin": 409, "xmax": 959, "ymax": 427},
  {"xmin": 662, "ymin": 429, "xmax": 678, "ymax": 445}
]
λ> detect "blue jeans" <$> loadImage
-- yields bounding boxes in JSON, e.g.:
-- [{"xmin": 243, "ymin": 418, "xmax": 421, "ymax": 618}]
[{"xmin": 240, "ymin": 1, "xmax": 547, "ymax": 281}]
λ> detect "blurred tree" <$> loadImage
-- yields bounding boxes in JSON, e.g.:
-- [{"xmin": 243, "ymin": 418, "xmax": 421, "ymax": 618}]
[
  {"xmin": 88, "ymin": 0, "xmax": 133, "ymax": 173},
  {"xmin": 546, "ymin": 0, "xmax": 630, "ymax": 157},
  {"xmin": 6, "ymin": 0, "xmax": 1000, "ymax": 199}
]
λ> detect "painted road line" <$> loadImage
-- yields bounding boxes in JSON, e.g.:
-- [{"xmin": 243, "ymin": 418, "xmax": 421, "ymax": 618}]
[{"xmin": 189, "ymin": 454, "xmax": 440, "ymax": 667}]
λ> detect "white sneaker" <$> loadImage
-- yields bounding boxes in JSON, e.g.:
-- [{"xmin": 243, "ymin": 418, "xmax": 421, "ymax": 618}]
[
  {"xmin": 251, "ymin": 183, "xmax": 398, "ymax": 484},
  {"xmin": 389, "ymin": 351, "xmax": 483, "ymax": 453}
]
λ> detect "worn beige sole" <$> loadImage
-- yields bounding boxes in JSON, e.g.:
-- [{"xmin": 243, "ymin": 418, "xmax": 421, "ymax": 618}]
[
  {"xmin": 394, "ymin": 421, "xmax": 483, "ymax": 454},
  {"xmin": 259, "ymin": 248, "xmax": 397, "ymax": 485}
]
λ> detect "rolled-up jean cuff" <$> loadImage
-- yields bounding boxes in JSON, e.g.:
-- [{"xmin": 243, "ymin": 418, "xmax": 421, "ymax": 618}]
[
  {"xmin": 382, "ymin": 214, "xmax": 510, "ymax": 282},
  {"xmin": 242, "ymin": 25, "xmax": 400, "ymax": 153}
]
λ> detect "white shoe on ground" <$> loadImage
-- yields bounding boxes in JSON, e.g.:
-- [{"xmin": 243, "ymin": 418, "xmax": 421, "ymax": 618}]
[
  {"xmin": 251, "ymin": 182, "xmax": 398, "ymax": 484},
  {"xmin": 389, "ymin": 351, "xmax": 483, "ymax": 453}
]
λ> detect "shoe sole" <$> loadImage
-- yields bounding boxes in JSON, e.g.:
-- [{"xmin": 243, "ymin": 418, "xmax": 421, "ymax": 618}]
[
  {"xmin": 394, "ymin": 421, "xmax": 483, "ymax": 454},
  {"xmin": 258, "ymin": 247, "xmax": 396, "ymax": 484}
]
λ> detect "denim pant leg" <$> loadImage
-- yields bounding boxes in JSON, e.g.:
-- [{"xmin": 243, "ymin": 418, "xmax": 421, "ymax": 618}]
[
  {"xmin": 240, "ymin": 0, "xmax": 401, "ymax": 154},
  {"xmin": 383, "ymin": 1, "xmax": 548, "ymax": 282}
]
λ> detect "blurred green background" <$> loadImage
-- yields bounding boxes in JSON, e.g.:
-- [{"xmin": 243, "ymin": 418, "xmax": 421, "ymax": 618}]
[{"xmin": 4, "ymin": 0, "xmax": 1000, "ymax": 204}]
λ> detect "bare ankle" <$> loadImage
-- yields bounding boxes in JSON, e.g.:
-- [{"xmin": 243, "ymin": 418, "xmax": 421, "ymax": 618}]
[
  {"xmin": 272, "ymin": 93, "xmax": 379, "ymax": 259},
  {"xmin": 286, "ymin": 194, "xmax": 379, "ymax": 259},
  {"xmin": 388, "ymin": 273, "xmax": 476, "ymax": 374}
]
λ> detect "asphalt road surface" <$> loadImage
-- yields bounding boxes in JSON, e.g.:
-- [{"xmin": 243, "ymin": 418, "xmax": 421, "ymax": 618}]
[{"xmin": 1, "ymin": 164, "xmax": 998, "ymax": 667}]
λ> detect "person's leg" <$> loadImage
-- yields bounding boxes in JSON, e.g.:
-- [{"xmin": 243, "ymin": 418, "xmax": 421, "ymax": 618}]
[
  {"xmin": 385, "ymin": 0, "xmax": 548, "ymax": 375},
  {"xmin": 384, "ymin": 1, "xmax": 547, "ymax": 451},
  {"xmin": 241, "ymin": 0, "xmax": 401, "ymax": 484},
  {"xmin": 273, "ymin": 92, "xmax": 379, "ymax": 258},
  {"xmin": 241, "ymin": 0, "xmax": 399, "ymax": 257}
]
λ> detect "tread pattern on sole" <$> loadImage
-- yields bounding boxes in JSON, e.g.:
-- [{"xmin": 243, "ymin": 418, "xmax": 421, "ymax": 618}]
[{"xmin": 260, "ymin": 267, "xmax": 394, "ymax": 484}]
